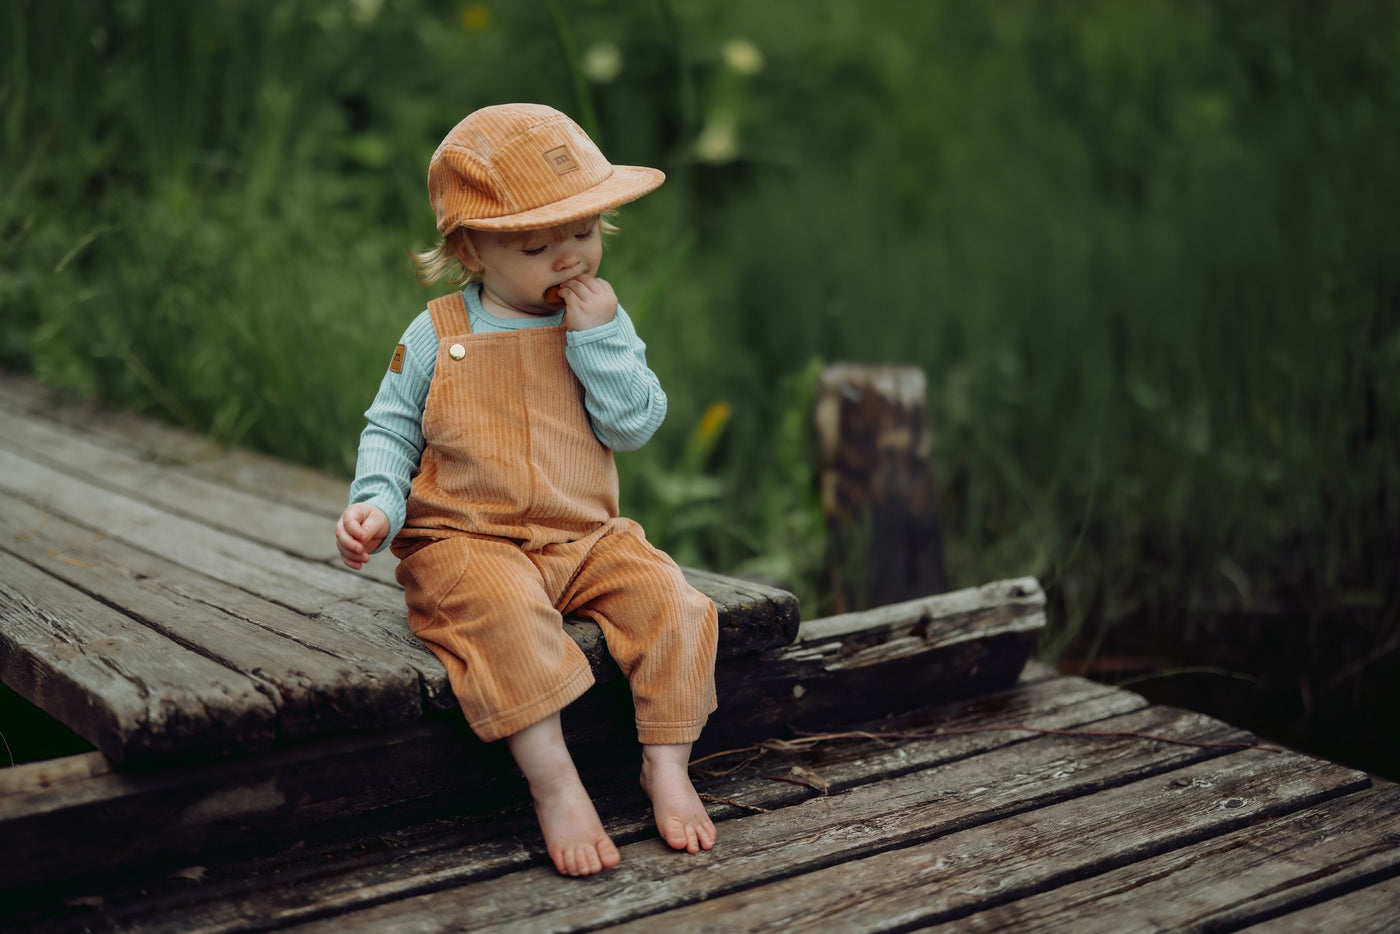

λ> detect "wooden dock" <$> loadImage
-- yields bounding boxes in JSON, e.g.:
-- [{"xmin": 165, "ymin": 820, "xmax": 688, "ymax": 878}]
[{"xmin": 2, "ymin": 373, "xmax": 1398, "ymax": 932}]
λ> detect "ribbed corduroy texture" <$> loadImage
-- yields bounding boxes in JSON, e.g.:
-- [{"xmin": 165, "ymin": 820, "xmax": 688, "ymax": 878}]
[
  {"xmin": 398, "ymin": 293, "xmax": 618, "ymax": 548},
  {"xmin": 428, "ymin": 103, "xmax": 665, "ymax": 233},
  {"xmin": 393, "ymin": 291, "xmax": 717, "ymax": 744}
]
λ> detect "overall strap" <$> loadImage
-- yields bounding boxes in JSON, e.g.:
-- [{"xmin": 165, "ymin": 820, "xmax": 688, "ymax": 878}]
[{"xmin": 426, "ymin": 289, "xmax": 473, "ymax": 336}]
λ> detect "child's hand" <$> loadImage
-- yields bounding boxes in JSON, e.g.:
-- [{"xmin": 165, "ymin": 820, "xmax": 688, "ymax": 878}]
[
  {"xmin": 336, "ymin": 503, "xmax": 389, "ymax": 570},
  {"xmin": 558, "ymin": 274, "xmax": 618, "ymax": 332}
]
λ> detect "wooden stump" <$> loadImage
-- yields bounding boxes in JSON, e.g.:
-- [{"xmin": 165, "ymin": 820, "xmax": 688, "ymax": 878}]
[{"xmin": 816, "ymin": 364, "xmax": 947, "ymax": 613}]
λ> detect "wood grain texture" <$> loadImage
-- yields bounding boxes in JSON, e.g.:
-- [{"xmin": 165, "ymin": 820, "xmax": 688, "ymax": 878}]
[
  {"xmin": 0, "ymin": 492, "xmax": 424, "ymax": 745},
  {"xmin": 283, "ymin": 707, "xmax": 1299, "ymax": 933},
  {"xmin": 706, "ymin": 578, "xmax": 1043, "ymax": 746},
  {"xmin": 2, "ymin": 677, "xmax": 1144, "ymax": 930},
  {"xmin": 0, "ymin": 550, "xmax": 276, "ymax": 764},
  {"xmin": 0, "ymin": 373, "xmax": 352, "ymax": 520},
  {"xmin": 3, "ymin": 668, "xmax": 1389, "ymax": 934},
  {"xmin": 1238, "ymin": 873, "xmax": 1400, "ymax": 934},
  {"xmin": 956, "ymin": 783, "xmax": 1400, "ymax": 932},
  {"xmin": 0, "ymin": 391, "xmax": 803, "ymax": 740},
  {"xmin": 599, "ymin": 754, "xmax": 1369, "ymax": 933},
  {"xmin": 0, "ymin": 404, "xmax": 347, "ymax": 572}
]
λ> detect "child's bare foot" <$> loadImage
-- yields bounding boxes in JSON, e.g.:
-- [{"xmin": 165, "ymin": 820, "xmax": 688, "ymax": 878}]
[
  {"xmin": 529, "ymin": 770, "xmax": 622, "ymax": 876},
  {"xmin": 507, "ymin": 714, "xmax": 621, "ymax": 876},
  {"xmin": 641, "ymin": 743, "xmax": 716, "ymax": 854}
]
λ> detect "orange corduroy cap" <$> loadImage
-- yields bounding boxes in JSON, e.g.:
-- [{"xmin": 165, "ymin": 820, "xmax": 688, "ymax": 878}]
[{"xmin": 428, "ymin": 103, "xmax": 665, "ymax": 233}]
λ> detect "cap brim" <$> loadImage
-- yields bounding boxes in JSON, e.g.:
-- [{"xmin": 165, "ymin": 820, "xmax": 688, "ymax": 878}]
[{"xmin": 458, "ymin": 166, "xmax": 665, "ymax": 231}]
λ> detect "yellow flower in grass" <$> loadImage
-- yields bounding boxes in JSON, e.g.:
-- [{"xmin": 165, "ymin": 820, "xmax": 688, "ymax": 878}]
[
  {"xmin": 461, "ymin": 2, "xmax": 491, "ymax": 33},
  {"xmin": 682, "ymin": 401, "xmax": 732, "ymax": 471},
  {"xmin": 696, "ymin": 402, "xmax": 732, "ymax": 447}
]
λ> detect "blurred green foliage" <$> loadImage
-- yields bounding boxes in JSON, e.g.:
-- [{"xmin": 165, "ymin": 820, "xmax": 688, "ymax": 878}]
[{"xmin": 3, "ymin": 0, "xmax": 1398, "ymax": 664}]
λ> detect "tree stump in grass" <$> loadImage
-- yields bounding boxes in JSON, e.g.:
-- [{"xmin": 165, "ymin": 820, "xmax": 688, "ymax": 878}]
[{"xmin": 816, "ymin": 364, "xmax": 947, "ymax": 613}]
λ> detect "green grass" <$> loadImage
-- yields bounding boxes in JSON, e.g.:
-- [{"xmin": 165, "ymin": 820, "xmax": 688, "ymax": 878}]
[{"xmin": 4, "ymin": 0, "xmax": 1398, "ymax": 669}]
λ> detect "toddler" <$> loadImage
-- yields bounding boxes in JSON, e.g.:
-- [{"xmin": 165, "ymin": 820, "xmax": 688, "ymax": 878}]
[{"xmin": 335, "ymin": 103, "xmax": 719, "ymax": 876}]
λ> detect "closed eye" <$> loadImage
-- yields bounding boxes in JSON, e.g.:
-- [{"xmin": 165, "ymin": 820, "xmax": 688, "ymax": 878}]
[{"xmin": 522, "ymin": 245, "xmax": 548, "ymax": 256}]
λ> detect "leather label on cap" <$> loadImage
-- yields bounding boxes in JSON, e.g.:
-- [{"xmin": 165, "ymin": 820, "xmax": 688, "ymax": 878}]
[
  {"xmin": 545, "ymin": 146, "xmax": 579, "ymax": 175},
  {"xmin": 389, "ymin": 343, "xmax": 406, "ymax": 373}
]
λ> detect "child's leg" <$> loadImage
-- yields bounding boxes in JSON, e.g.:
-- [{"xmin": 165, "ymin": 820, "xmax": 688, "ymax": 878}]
[
  {"xmin": 559, "ymin": 520, "xmax": 719, "ymax": 744},
  {"xmin": 396, "ymin": 537, "xmax": 613, "ymax": 873},
  {"xmin": 556, "ymin": 519, "xmax": 720, "ymax": 852},
  {"xmin": 640, "ymin": 742, "xmax": 717, "ymax": 854},
  {"xmin": 397, "ymin": 536, "xmax": 596, "ymax": 741},
  {"xmin": 506, "ymin": 713, "xmax": 621, "ymax": 876}
]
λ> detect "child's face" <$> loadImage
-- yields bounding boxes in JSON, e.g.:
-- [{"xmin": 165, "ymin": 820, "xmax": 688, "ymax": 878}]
[{"xmin": 466, "ymin": 217, "xmax": 603, "ymax": 318}]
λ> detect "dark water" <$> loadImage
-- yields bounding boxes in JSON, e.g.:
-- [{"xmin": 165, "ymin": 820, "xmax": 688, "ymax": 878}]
[
  {"xmin": 1063, "ymin": 608, "xmax": 1400, "ymax": 783},
  {"xmin": 0, "ymin": 682, "xmax": 94, "ymax": 766}
]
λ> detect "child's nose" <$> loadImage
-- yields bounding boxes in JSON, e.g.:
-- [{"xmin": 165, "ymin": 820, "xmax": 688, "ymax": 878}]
[{"xmin": 554, "ymin": 246, "xmax": 582, "ymax": 271}]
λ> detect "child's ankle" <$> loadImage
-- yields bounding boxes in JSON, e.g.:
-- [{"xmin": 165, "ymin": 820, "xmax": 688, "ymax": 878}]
[{"xmin": 641, "ymin": 742, "xmax": 693, "ymax": 769}]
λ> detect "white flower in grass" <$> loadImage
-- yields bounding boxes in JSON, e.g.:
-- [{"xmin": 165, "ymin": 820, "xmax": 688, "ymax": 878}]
[
  {"xmin": 349, "ymin": 0, "xmax": 383, "ymax": 25},
  {"xmin": 694, "ymin": 115, "xmax": 739, "ymax": 164},
  {"xmin": 721, "ymin": 38, "xmax": 764, "ymax": 76},
  {"xmin": 582, "ymin": 42, "xmax": 623, "ymax": 83}
]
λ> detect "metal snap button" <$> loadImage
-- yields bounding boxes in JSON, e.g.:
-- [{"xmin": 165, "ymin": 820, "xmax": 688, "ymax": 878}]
[{"xmin": 449, "ymin": 343, "xmax": 466, "ymax": 360}]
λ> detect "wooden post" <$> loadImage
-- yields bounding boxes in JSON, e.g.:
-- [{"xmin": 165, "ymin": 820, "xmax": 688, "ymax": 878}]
[{"xmin": 816, "ymin": 364, "xmax": 948, "ymax": 613}]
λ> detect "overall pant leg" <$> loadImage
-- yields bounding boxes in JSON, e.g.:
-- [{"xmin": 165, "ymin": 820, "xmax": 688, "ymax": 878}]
[
  {"xmin": 396, "ymin": 535, "xmax": 595, "ymax": 742},
  {"xmin": 556, "ymin": 518, "xmax": 719, "ymax": 746}
]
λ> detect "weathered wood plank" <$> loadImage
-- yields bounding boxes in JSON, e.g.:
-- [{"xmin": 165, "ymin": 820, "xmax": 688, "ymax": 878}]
[
  {"xmin": 0, "ymin": 437, "xmax": 800, "ymax": 719},
  {"xmin": 0, "ymin": 444, "xmax": 456, "ymax": 718},
  {"xmin": 683, "ymin": 567, "xmax": 800, "ymax": 659},
  {"xmin": 282, "ymin": 704, "xmax": 1266, "ymax": 933},
  {"xmin": 0, "ymin": 444, "xmax": 407, "ymax": 617},
  {"xmin": 0, "ymin": 403, "xmax": 357, "ymax": 577},
  {"xmin": 954, "ymin": 783, "xmax": 1400, "ymax": 932},
  {"xmin": 593, "ymin": 754, "xmax": 1368, "ymax": 934},
  {"xmin": 0, "ymin": 432, "xmax": 800, "ymax": 756},
  {"xmin": 0, "ymin": 550, "xmax": 277, "ymax": 765},
  {"xmin": 1238, "ymin": 873, "xmax": 1400, "ymax": 934},
  {"xmin": 0, "ymin": 719, "xmax": 507, "ymax": 896},
  {"xmin": 692, "ymin": 674, "xmax": 1144, "ymax": 816},
  {"xmin": 0, "ymin": 492, "xmax": 424, "ymax": 746},
  {"xmin": 706, "ymin": 578, "xmax": 1042, "ymax": 746},
  {"xmin": 0, "ymin": 372, "xmax": 352, "ymax": 520},
  {"xmin": 0, "ymin": 674, "xmax": 1142, "ymax": 919}
]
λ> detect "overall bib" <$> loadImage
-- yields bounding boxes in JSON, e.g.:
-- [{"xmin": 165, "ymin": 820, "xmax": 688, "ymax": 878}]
[{"xmin": 392, "ymin": 291, "xmax": 718, "ymax": 744}]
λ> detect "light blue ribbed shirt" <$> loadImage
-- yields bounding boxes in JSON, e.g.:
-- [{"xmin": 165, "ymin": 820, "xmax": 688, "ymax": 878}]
[{"xmin": 349, "ymin": 282, "xmax": 667, "ymax": 549}]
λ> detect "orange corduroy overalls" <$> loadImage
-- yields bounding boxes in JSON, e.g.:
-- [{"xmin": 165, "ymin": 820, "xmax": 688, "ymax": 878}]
[{"xmin": 390, "ymin": 291, "xmax": 718, "ymax": 744}]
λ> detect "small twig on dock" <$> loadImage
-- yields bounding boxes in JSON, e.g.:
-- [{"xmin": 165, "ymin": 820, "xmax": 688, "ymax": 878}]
[
  {"xmin": 698, "ymin": 793, "xmax": 771, "ymax": 814},
  {"xmin": 761, "ymin": 766, "xmax": 830, "ymax": 795},
  {"xmin": 689, "ymin": 730, "xmax": 902, "ymax": 777}
]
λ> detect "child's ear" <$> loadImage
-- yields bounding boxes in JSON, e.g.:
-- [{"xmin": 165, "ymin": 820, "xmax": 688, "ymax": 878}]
[{"xmin": 453, "ymin": 230, "xmax": 485, "ymax": 272}]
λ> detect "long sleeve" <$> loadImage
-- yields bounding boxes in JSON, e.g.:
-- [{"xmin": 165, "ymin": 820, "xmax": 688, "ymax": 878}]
[
  {"xmin": 348, "ymin": 311, "xmax": 437, "ymax": 550},
  {"xmin": 565, "ymin": 306, "xmax": 668, "ymax": 451}
]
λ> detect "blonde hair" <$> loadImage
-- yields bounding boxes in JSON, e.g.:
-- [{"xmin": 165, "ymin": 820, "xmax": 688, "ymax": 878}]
[{"xmin": 413, "ymin": 213, "xmax": 621, "ymax": 287}]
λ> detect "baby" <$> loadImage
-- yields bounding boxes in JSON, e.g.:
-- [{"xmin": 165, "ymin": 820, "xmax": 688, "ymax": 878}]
[{"xmin": 335, "ymin": 104, "xmax": 719, "ymax": 876}]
